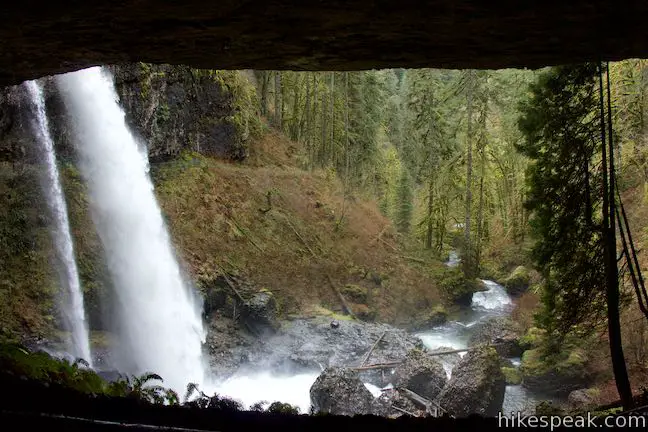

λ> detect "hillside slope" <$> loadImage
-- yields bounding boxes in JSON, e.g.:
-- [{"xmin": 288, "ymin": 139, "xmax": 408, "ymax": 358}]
[{"xmin": 154, "ymin": 131, "xmax": 443, "ymax": 325}]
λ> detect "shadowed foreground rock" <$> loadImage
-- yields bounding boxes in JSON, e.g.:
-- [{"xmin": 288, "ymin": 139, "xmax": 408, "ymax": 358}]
[
  {"xmin": 392, "ymin": 349, "xmax": 447, "ymax": 400},
  {"xmin": 309, "ymin": 367, "xmax": 377, "ymax": 416},
  {"xmin": 435, "ymin": 346, "xmax": 505, "ymax": 417}
]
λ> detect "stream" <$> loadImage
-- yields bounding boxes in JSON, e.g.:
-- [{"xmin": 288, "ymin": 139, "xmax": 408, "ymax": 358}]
[{"xmin": 211, "ymin": 253, "xmax": 539, "ymax": 415}]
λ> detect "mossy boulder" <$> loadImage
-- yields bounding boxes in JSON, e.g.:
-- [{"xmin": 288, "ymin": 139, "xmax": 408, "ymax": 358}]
[
  {"xmin": 469, "ymin": 317, "xmax": 523, "ymax": 357},
  {"xmin": 439, "ymin": 268, "xmax": 484, "ymax": 306},
  {"xmin": 503, "ymin": 266, "xmax": 530, "ymax": 295},
  {"xmin": 502, "ymin": 367, "xmax": 522, "ymax": 385},
  {"xmin": 410, "ymin": 305, "xmax": 448, "ymax": 331},
  {"xmin": 435, "ymin": 346, "xmax": 506, "ymax": 417},
  {"xmin": 341, "ymin": 284, "xmax": 368, "ymax": 303},
  {"xmin": 520, "ymin": 347, "xmax": 590, "ymax": 396}
]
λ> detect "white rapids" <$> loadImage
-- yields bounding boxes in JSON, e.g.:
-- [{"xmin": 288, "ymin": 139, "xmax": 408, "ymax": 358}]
[{"xmin": 56, "ymin": 67, "xmax": 207, "ymax": 393}]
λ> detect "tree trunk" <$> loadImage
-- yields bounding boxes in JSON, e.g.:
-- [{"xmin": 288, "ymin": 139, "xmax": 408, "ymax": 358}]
[
  {"xmin": 599, "ymin": 62, "xmax": 633, "ymax": 410},
  {"xmin": 463, "ymin": 70, "xmax": 474, "ymax": 275},
  {"xmin": 476, "ymin": 145, "xmax": 485, "ymax": 268},
  {"xmin": 274, "ymin": 71, "xmax": 282, "ymax": 129},
  {"xmin": 425, "ymin": 175, "xmax": 434, "ymax": 250},
  {"xmin": 344, "ymin": 72, "xmax": 350, "ymax": 183},
  {"xmin": 329, "ymin": 72, "xmax": 335, "ymax": 166},
  {"xmin": 320, "ymin": 74, "xmax": 327, "ymax": 167},
  {"xmin": 305, "ymin": 73, "xmax": 311, "ymax": 168},
  {"xmin": 260, "ymin": 71, "xmax": 269, "ymax": 116},
  {"xmin": 292, "ymin": 74, "xmax": 300, "ymax": 141}
]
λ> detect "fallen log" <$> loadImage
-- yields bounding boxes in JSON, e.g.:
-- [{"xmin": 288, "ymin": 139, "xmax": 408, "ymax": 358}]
[
  {"xmin": 350, "ymin": 361, "xmax": 403, "ymax": 371},
  {"xmin": 391, "ymin": 405, "xmax": 419, "ymax": 417},
  {"xmin": 361, "ymin": 331, "xmax": 386, "ymax": 367},
  {"xmin": 325, "ymin": 274, "xmax": 357, "ymax": 320}
]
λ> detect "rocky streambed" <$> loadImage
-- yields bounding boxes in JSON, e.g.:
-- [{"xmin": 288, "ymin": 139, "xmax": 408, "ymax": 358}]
[{"xmin": 204, "ymin": 278, "xmax": 547, "ymax": 417}]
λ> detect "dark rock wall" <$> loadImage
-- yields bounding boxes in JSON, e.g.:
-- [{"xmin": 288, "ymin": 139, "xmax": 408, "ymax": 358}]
[{"xmin": 0, "ymin": 64, "xmax": 258, "ymax": 164}]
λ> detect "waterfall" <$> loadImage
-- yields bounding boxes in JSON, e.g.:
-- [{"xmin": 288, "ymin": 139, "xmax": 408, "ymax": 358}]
[
  {"xmin": 56, "ymin": 67, "xmax": 206, "ymax": 392},
  {"xmin": 25, "ymin": 80, "xmax": 92, "ymax": 364}
]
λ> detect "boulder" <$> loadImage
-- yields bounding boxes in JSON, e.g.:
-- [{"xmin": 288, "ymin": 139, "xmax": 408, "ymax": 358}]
[
  {"xmin": 392, "ymin": 349, "xmax": 447, "ymax": 400},
  {"xmin": 568, "ymin": 388, "xmax": 599, "ymax": 411},
  {"xmin": 241, "ymin": 290, "xmax": 279, "ymax": 335},
  {"xmin": 309, "ymin": 367, "xmax": 376, "ymax": 416},
  {"xmin": 520, "ymin": 347, "xmax": 590, "ymax": 397},
  {"xmin": 468, "ymin": 317, "xmax": 523, "ymax": 357},
  {"xmin": 435, "ymin": 346, "xmax": 506, "ymax": 417},
  {"xmin": 206, "ymin": 316, "xmax": 423, "ymax": 380},
  {"xmin": 503, "ymin": 266, "xmax": 530, "ymax": 296},
  {"xmin": 428, "ymin": 346, "xmax": 462, "ymax": 378},
  {"xmin": 410, "ymin": 305, "xmax": 448, "ymax": 331}
]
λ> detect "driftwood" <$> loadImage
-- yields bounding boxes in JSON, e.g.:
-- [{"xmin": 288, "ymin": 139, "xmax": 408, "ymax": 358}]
[
  {"xmin": 391, "ymin": 405, "xmax": 419, "ymax": 417},
  {"xmin": 361, "ymin": 331, "xmax": 387, "ymax": 367},
  {"xmin": 353, "ymin": 347, "xmax": 472, "ymax": 371},
  {"xmin": 400, "ymin": 388, "xmax": 432, "ymax": 410},
  {"xmin": 325, "ymin": 274, "xmax": 357, "ymax": 320},
  {"xmin": 427, "ymin": 347, "xmax": 471, "ymax": 356},
  {"xmin": 400, "ymin": 388, "xmax": 450, "ymax": 418},
  {"xmin": 351, "ymin": 361, "xmax": 403, "ymax": 371}
]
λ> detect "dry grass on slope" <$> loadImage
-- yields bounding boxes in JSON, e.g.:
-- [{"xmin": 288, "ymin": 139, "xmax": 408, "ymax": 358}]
[{"xmin": 153, "ymin": 133, "xmax": 440, "ymax": 324}]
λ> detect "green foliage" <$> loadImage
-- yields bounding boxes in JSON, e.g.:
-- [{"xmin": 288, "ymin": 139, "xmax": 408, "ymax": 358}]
[
  {"xmin": 340, "ymin": 284, "xmax": 368, "ymax": 303},
  {"xmin": 502, "ymin": 366, "xmax": 522, "ymax": 385},
  {"xmin": 518, "ymin": 64, "xmax": 608, "ymax": 338},
  {"xmin": 395, "ymin": 167, "xmax": 414, "ymax": 234}
]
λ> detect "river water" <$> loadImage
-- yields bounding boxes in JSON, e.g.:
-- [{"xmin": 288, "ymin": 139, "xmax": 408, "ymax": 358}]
[{"xmin": 212, "ymin": 269, "xmax": 538, "ymax": 415}]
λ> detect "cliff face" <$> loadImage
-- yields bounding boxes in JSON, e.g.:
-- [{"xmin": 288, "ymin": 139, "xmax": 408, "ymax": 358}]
[
  {"xmin": 0, "ymin": 64, "xmax": 259, "ymax": 164},
  {"xmin": 111, "ymin": 65, "xmax": 258, "ymax": 162},
  {"xmin": 0, "ymin": 64, "xmax": 260, "ymax": 339}
]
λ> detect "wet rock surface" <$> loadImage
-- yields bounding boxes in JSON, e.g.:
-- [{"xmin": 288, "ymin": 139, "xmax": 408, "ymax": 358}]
[
  {"xmin": 309, "ymin": 367, "xmax": 376, "ymax": 416},
  {"xmin": 435, "ymin": 346, "xmax": 506, "ymax": 417},
  {"xmin": 240, "ymin": 291, "xmax": 280, "ymax": 336},
  {"xmin": 392, "ymin": 350, "xmax": 447, "ymax": 400},
  {"xmin": 468, "ymin": 317, "xmax": 523, "ymax": 357},
  {"xmin": 205, "ymin": 315, "xmax": 423, "ymax": 380}
]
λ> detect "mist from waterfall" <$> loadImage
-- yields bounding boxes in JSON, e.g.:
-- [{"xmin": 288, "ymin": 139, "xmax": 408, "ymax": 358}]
[
  {"xmin": 56, "ymin": 67, "xmax": 206, "ymax": 392},
  {"xmin": 25, "ymin": 80, "xmax": 92, "ymax": 365}
]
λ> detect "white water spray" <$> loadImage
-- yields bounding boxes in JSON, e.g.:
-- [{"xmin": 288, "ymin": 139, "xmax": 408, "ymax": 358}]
[
  {"xmin": 56, "ymin": 67, "xmax": 205, "ymax": 392},
  {"xmin": 25, "ymin": 80, "xmax": 92, "ymax": 365}
]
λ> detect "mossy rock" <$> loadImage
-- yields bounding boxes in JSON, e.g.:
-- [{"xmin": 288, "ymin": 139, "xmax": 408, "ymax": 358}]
[
  {"xmin": 439, "ymin": 268, "xmax": 483, "ymax": 306},
  {"xmin": 520, "ymin": 347, "xmax": 590, "ymax": 396},
  {"xmin": 502, "ymin": 366, "xmax": 522, "ymax": 385},
  {"xmin": 503, "ymin": 266, "xmax": 530, "ymax": 295},
  {"xmin": 341, "ymin": 284, "xmax": 368, "ymax": 303},
  {"xmin": 410, "ymin": 305, "xmax": 448, "ymax": 330}
]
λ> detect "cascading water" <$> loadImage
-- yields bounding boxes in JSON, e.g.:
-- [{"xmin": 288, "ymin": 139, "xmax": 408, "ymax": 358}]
[
  {"xmin": 25, "ymin": 80, "xmax": 92, "ymax": 365},
  {"xmin": 56, "ymin": 67, "xmax": 206, "ymax": 392}
]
